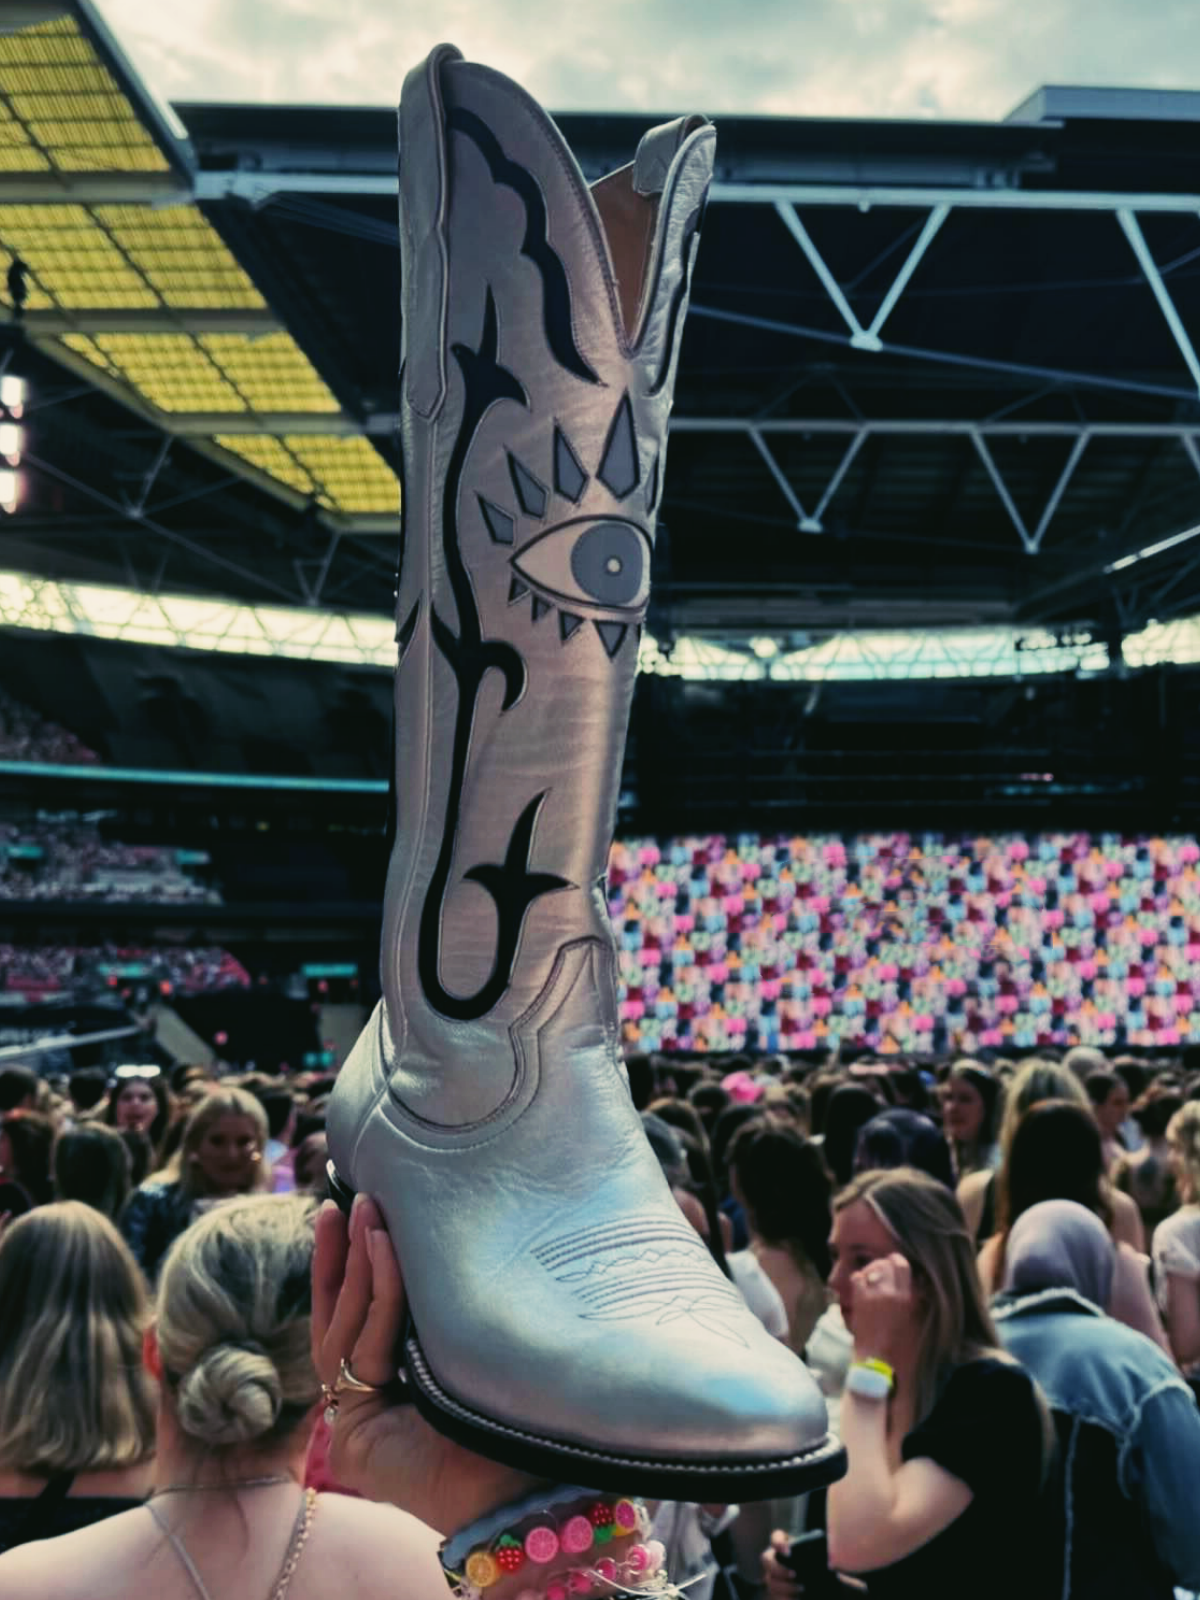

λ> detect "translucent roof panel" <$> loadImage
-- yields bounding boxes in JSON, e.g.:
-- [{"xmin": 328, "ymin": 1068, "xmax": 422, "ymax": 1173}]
[
  {"xmin": 0, "ymin": 205, "xmax": 263, "ymax": 312},
  {"xmin": 98, "ymin": 208, "xmax": 262, "ymax": 308},
  {"xmin": 0, "ymin": 8, "xmax": 382, "ymax": 517},
  {"xmin": 0, "ymin": 15, "xmax": 169, "ymax": 174},
  {"xmin": 201, "ymin": 334, "xmax": 338, "ymax": 412},
  {"xmin": 0, "ymin": 203, "xmax": 149, "ymax": 309},
  {"xmin": 56, "ymin": 329, "xmax": 341, "ymax": 416},
  {"xmin": 214, "ymin": 434, "xmax": 400, "ymax": 516},
  {"xmin": 64, "ymin": 331, "xmax": 248, "ymax": 412},
  {"xmin": 285, "ymin": 436, "xmax": 400, "ymax": 514},
  {"xmin": 212, "ymin": 434, "xmax": 321, "ymax": 499}
]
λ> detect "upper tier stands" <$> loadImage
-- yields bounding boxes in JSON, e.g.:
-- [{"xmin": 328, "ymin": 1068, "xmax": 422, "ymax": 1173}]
[{"xmin": 610, "ymin": 832, "xmax": 1200, "ymax": 1055}]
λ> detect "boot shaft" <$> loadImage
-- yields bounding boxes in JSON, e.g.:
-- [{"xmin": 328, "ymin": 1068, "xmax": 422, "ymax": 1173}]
[{"xmin": 383, "ymin": 47, "xmax": 714, "ymax": 1113}]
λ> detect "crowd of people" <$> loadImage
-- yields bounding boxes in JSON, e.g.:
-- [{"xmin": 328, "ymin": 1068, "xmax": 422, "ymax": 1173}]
[
  {"xmin": 611, "ymin": 831, "xmax": 1200, "ymax": 1055},
  {"xmin": 0, "ymin": 1041, "xmax": 1195, "ymax": 1597},
  {"xmin": 0, "ymin": 821, "xmax": 218, "ymax": 905},
  {"xmin": 0, "ymin": 944, "xmax": 250, "ymax": 1001},
  {"xmin": 0, "ymin": 691, "xmax": 100, "ymax": 768}
]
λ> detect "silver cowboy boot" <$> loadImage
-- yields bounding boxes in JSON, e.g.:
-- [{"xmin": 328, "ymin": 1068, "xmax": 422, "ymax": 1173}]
[{"xmin": 326, "ymin": 44, "xmax": 843, "ymax": 1498}]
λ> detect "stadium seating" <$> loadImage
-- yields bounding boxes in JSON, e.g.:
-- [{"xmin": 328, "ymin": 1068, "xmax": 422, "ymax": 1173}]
[{"xmin": 609, "ymin": 832, "xmax": 1200, "ymax": 1055}]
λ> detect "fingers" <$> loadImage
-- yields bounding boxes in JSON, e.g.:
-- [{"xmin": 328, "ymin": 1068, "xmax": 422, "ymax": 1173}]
[
  {"xmin": 316, "ymin": 1195, "xmax": 377, "ymax": 1381},
  {"xmin": 762, "ymin": 1538, "xmax": 801, "ymax": 1600},
  {"xmin": 312, "ymin": 1200, "xmax": 350, "ymax": 1361},
  {"xmin": 348, "ymin": 1223, "xmax": 406, "ymax": 1387}
]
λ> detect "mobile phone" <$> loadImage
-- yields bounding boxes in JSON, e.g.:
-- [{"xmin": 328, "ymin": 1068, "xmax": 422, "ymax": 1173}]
[{"xmin": 778, "ymin": 1531, "xmax": 831, "ymax": 1590}]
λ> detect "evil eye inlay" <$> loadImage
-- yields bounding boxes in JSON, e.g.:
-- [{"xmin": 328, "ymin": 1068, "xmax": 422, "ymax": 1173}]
[{"xmin": 511, "ymin": 516, "xmax": 651, "ymax": 613}]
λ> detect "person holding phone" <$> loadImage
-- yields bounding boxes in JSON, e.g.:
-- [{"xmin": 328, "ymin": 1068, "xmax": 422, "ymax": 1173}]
[{"xmin": 763, "ymin": 1169, "xmax": 1051, "ymax": 1600}]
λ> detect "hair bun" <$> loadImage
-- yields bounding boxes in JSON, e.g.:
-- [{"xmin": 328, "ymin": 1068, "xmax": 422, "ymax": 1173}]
[{"xmin": 175, "ymin": 1340, "xmax": 282, "ymax": 1445}]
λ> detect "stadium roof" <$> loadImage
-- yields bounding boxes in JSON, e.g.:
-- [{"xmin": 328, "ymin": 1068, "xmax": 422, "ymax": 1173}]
[{"xmin": 1, "ymin": 0, "xmax": 1200, "ymax": 661}]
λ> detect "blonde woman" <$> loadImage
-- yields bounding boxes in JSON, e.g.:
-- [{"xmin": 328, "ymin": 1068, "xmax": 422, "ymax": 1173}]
[
  {"xmin": 0, "ymin": 1203, "xmax": 155, "ymax": 1552},
  {"xmin": 958, "ymin": 1059, "xmax": 1144, "ymax": 1251},
  {"xmin": 763, "ymin": 1169, "xmax": 1049, "ymax": 1600},
  {"xmin": 1154, "ymin": 1101, "xmax": 1200, "ymax": 1379},
  {"xmin": 119, "ymin": 1088, "xmax": 270, "ymax": 1279},
  {"xmin": 0, "ymin": 1195, "xmax": 439, "ymax": 1599}
]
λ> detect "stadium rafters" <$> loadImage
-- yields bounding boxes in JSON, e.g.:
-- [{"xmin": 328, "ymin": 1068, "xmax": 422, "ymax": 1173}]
[{"xmin": 0, "ymin": 12, "xmax": 1198, "ymax": 648}]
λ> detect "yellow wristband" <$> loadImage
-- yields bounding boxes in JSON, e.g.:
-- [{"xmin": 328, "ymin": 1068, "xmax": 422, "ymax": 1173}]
[{"xmin": 855, "ymin": 1358, "xmax": 895, "ymax": 1387}]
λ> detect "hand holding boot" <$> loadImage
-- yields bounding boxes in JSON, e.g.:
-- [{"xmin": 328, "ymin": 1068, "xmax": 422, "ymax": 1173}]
[{"xmin": 313, "ymin": 1194, "xmax": 541, "ymax": 1533}]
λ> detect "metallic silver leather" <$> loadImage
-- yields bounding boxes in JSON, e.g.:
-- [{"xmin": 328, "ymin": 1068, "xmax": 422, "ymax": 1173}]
[{"xmin": 327, "ymin": 44, "xmax": 834, "ymax": 1466}]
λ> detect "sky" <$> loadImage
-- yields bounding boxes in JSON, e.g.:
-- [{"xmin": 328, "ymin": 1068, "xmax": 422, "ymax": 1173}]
[{"xmin": 96, "ymin": 0, "xmax": 1200, "ymax": 122}]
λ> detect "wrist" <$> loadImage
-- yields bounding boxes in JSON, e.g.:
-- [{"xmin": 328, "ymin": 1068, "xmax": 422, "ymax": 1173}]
[
  {"xmin": 845, "ymin": 1357, "xmax": 895, "ymax": 1402},
  {"xmin": 442, "ymin": 1489, "xmax": 663, "ymax": 1600}
]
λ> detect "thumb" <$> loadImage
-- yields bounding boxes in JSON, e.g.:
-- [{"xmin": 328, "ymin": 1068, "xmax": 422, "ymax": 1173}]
[{"xmin": 770, "ymin": 1530, "xmax": 791, "ymax": 1552}]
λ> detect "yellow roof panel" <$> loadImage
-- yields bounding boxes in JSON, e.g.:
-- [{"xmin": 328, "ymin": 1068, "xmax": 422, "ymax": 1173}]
[
  {"xmin": 0, "ymin": 10, "xmax": 385, "ymax": 517},
  {"xmin": 66, "ymin": 332, "xmax": 247, "ymax": 412},
  {"xmin": 0, "ymin": 204, "xmax": 265, "ymax": 311},
  {"xmin": 215, "ymin": 434, "xmax": 401, "ymax": 516},
  {"xmin": 214, "ymin": 435, "xmax": 321, "ymax": 500},
  {"xmin": 0, "ymin": 16, "xmax": 169, "ymax": 175},
  {"xmin": 201, "ymin": 334, "xmax": 338, "ymax": 413},
  {"xmin": 56, "ymin": 330, "xmax": 341, "ymax": 416},
  {"xmin": 286, "ymin": 436, "xmax": 401, "ymax": 514}
]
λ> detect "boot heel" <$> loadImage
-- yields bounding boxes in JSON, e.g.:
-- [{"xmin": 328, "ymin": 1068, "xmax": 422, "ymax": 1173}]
[
  {"xmin": 402, "ymin": 1329, "xmax": 847, "ymax": 1499},
  {"xmin": 325, "ymin": 1162, "xmax": 357, "ymax": 1216}
]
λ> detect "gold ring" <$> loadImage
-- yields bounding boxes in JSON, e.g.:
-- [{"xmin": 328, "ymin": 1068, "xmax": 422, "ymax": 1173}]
[
  {"xmin": 321, "ymin": 1357, "xmax": 386, "ymax": 1424},
  {"xmin": 865, "ymin": 1271, "xmax": 883, "ymax": 1285},
  {"xmin": 336, "ymin": 1357, "xmax": 385, "ymax": 1394}
]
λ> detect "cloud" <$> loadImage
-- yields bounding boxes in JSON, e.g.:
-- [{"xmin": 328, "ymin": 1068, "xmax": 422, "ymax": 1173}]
[{"xmin": 96, "ymin": 0, "xmax": 1200, "ymax": 120}]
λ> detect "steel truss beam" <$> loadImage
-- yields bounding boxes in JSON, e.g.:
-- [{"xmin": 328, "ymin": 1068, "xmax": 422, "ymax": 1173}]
[
  {"xmin": 159, "ymin": 411, "xmax": 368, "ymax": 437},
  {"xmin": 19, "ymin": 309, "xmax": 282, "ymax": 336},
  {"xmin": 770, "ymin": 197, "xmax": 1200, "ymax": 402},
  {"xmin": 0, "ymin": 173, "xmax": 189, "ymax": 204},
  {"xmin": 774, "ymin": 203, "xmax": 948, "ymax": 351},
  {"xmin": 675, "ymin": 419, "xmax": 1197, "ymax": 556},
  {"xmin": 191, "ymin": 171, "xmax": 1200, "ymax": 213}
]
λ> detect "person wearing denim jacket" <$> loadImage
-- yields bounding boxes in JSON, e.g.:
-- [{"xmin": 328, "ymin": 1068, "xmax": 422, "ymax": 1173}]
[{"xmin": 991, "ymin": 1200, "xmax": 1200, "ymax": 1600}]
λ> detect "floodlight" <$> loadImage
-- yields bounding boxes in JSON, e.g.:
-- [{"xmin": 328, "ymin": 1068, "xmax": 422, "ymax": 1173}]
[
  {"xmin": 0, "ymin": 423, "xmax": 21, "ymax": 463},
  {"xmin": 0, "ymin": 375, "xmax": 25, "ymax": 417},
  {"xmin": 0, "ymin": 469, "xmax": 19, "ymax": 512}
]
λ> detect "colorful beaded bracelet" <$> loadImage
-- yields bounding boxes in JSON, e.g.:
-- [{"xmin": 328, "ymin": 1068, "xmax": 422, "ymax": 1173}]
[{"xmin": 443, "ymin": 1493, "xmax": 662, "ymax": 1600}]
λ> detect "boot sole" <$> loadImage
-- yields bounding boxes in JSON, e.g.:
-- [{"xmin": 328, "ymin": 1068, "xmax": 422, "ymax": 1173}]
[{"xmin": 327, "ymin": 1164, "xmax": 848, "ymax": 1498}]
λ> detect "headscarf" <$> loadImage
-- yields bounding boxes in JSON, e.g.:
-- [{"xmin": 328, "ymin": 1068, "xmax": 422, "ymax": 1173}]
[
  {"xmin": 855, "ymin": 1109, "xmax": 955, "ymax": 1188},
  {"xmin": 1002, "ymin": 1198, "xmax": 1116, "ymax": 1310}
]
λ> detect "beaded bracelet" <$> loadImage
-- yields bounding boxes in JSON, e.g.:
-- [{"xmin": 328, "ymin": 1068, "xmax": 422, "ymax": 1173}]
[{"xmin": 442, "ymin": 1492, "xmax": 666, "ymax": 1600}]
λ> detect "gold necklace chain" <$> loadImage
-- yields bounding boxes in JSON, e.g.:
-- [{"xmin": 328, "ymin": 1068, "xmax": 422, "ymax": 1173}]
[
  {"xmin": 151, "ymin": 1474, "xmax": 293, "ymax": 1497},
  {"xmin": 270, "ymin": 1488, "xmax": 318, "ymax": 1600}
]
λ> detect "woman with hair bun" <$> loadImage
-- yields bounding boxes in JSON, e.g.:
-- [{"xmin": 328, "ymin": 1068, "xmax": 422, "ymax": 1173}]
[{"xmin": 0, "ymin": 1195, "xmax": 440, "ymax": 1597}]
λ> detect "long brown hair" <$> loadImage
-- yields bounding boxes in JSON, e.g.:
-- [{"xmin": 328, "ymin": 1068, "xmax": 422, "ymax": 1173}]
[
  {"xmin": 835, "ymin": 1167, "xmax": 1005, "ymax": 1426},
  {"xmin": 0, "ymin": 1202, "xmax": 155, "ymax": 1474},
  {"xmin": 993, "ymin": 1100, "xmax": 1112, "ymax": 1283}
]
